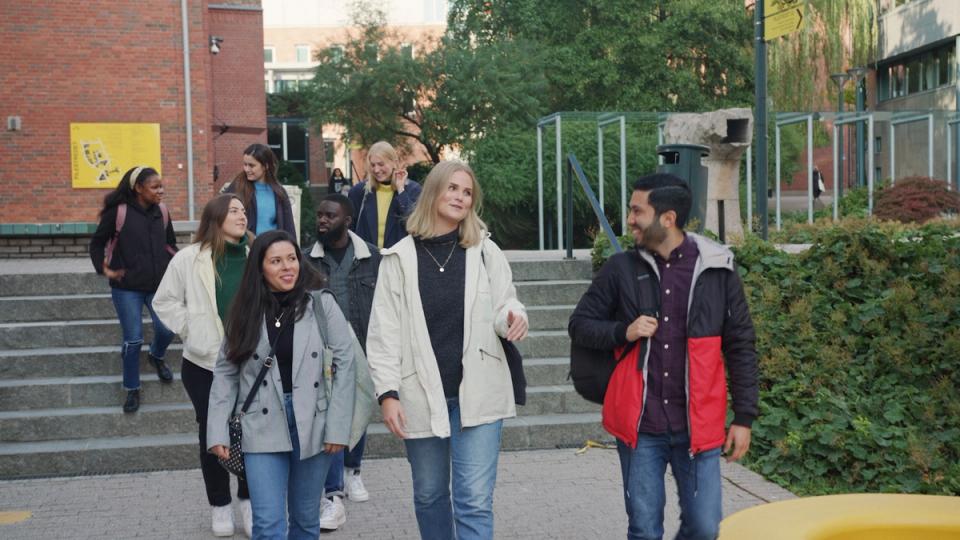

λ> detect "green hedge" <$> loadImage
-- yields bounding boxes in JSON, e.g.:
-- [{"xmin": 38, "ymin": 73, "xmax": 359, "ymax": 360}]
[{"xmin": 592, "ymin": 219, "xmax": 960, "ymax": 495}]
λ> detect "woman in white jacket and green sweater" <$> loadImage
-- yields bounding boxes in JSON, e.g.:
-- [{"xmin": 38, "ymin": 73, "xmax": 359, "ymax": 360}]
[
  {"xmin": 366, "ymin": 160, "xmax": 528, "ymax": 540},
  {"xmin": 152, "ymin": 194, "xmax": 255, "ymax": 537}
]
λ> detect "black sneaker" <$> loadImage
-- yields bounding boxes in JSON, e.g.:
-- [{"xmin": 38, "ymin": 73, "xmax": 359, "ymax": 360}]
[
  {"xmin": 123, "ymin": 389, "xmax": 140, "ymax": 413},
  {"xmin": 148, "ymin": 354, "xmax": 173, "ymax": 383}
]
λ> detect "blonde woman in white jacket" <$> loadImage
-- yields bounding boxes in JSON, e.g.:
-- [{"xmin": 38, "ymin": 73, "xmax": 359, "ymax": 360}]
[
  {"xmin": 152, "ymin": 194, "xmax": 255, "ymax": 538},
  {"xmin": 366, "ymin": 160, "xmax": 528, "ymax": 540}
]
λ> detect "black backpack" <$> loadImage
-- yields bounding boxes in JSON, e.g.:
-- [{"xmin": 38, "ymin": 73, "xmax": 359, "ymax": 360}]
[{"xmin": 569, "ymin": 253, "xmax": 659, "ymax": 405}]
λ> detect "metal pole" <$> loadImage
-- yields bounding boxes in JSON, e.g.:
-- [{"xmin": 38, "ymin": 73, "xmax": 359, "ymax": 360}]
[
  {"xmin": 948, "ymin": 122, "xmax": 953, "ymax": 189},
  {"xmin": 928, "ymin": 114, "xmax": 934, "ymax": 178},
  {"xmin": 837, "ymin": 90, "xmax": 845, "ymax": 199},
  {"xmin": 807, "ymin": 116, "xmax": 814, "ymax": 223},
  {"xmin": 746, "ymin": 146, "xmax": 753, "ymax": 231},
  {"xmin": 868, "ymin": 115, "xmax": 875, "ymax": 215},
  {"xmin": 889, "ymin": 121, "xmax": 895, "ymax": 186},
  {"xmin": 556, "ymin": 117, "xmax": 563, "ymax": 251},
  {"xmin": 856, "ymin": 79, "xmax": 865, "ymax": 188},
  {"xmin": 775, "ymin": 125, "xmax": 781, "ymax": 231},
  {"xmin": 620, "ymin": 117, "xmax": 627, "ymax": 234},
  {"xmin": 537, "ymin": 126, "xmax": 544, "ymax": 250},
  {"xmin": 833, "ymin": 124, "xmax": 840, "ymax": 220},
  {"xmin": 180, "ymin": 0, "xmax": 195, "ymax": 220},
  {"xmin": 754, "ymin": 0, "xmax": 769, "ymax": 239},
  {"xmin": 598, "ymin": 126, "xmax": 604, "ymax": 220},
  {"xmin": 566, "ymin": 157, "xmax": 574, "ymax": 259},
  {"xmin": 282, "ymin": 122, "xmax": 289, "ymax": 161}
]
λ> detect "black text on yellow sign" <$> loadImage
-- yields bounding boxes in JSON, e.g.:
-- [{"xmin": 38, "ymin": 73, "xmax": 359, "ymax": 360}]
[{"xmin": 764, "ymin": 4, "xmax": 804, "ymax": 41}]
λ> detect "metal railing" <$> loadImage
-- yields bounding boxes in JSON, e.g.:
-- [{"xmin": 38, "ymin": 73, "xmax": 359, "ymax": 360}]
[{"xmin": 564, "ymin": 153, "xmax": 622, "ymax": 259}]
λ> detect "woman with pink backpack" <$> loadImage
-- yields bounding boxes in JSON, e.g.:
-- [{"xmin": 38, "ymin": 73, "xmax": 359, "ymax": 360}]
[{"xmin": 89, "ymin": 166, "xmax": 178, "ymax": 413}]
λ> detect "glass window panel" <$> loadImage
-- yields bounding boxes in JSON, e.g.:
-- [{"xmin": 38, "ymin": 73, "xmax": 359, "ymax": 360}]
[
  {"xmin": 296, "ymin": 45, "xmax": 310, "ymax": 63},
  {"xmin": 907, "ymin": 59, "xmax": 920, "ymax": 94},
  {"xmin": 286, "ymin": 123, "xmax": 307, "ymax": 161},
  {"xmin": 264, "ymin": 48, "xmax": 274, "ymax": 63}
]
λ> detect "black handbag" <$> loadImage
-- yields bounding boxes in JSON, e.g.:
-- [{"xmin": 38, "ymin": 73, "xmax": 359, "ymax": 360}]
[{"xmin": 218, "ymin": 322, "xmax": 288, "ymax": 478}]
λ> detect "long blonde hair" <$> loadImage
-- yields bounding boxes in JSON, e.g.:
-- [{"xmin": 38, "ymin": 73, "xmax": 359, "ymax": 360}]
[
  {"xmin": 406, "ymin": 160, "xmax": 486, "ymax": 247},
  {"xmin": 363, "ymin": 141, "xmax": 401, "ymax": 194}
]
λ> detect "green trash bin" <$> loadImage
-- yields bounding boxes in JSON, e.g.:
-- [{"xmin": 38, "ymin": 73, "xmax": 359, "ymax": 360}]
[{"xmin": 656, "ymin": 144, "xmax": 709, "ymax": 233}]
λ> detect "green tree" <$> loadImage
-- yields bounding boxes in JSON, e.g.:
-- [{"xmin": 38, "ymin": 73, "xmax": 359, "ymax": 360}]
[
  {"xmin": 306, "ymin": 19, "xmax": 547, "ymax": 163},
  {"xmin": 448, "ymin": 0, "xmax": 755, "ymax": 112}
]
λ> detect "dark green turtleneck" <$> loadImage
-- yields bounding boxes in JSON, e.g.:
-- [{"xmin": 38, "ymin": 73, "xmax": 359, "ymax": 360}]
[{"xmin": 215, "ymin": 236, "xmax": 248, "ymax": 324}]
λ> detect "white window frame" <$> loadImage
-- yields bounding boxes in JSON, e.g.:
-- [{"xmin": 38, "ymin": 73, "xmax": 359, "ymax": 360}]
[
  {"xmin": 295, "ymin": 44, "xmax": 311, "ymax": 64},
  {"xmin": 264, "ymin": 46, "xmax": 276, "ymax": 64}
]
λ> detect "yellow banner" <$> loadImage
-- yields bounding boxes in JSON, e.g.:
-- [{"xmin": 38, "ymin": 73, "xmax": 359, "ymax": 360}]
[{"xmin": 70, "ymin": 123, "xmax": 162, "ymax": 189}]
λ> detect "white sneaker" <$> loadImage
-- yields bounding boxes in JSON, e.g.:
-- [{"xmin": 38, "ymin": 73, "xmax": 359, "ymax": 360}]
[
  {"xmin": 211, "ymin": 505, "xmax": 235, "ymax": 537},
  {"xmin": 344, "ymin": 467, "xmax": 370, "ymax": 502},
  {"xmin": 239, "ymin": 498, "xmax": 253, "ymax": 538},
  {"xmin": 319, "ymin": 495, "xmax": 346, "ymax": 530}
]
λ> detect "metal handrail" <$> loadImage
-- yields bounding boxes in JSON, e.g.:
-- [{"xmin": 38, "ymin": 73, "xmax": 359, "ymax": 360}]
[{"xmin": 564, "ymin": 153, "xmax": 623, "ymax": 259}]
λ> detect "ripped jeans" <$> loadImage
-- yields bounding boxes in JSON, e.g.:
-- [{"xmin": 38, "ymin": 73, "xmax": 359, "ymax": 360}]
[{"xmin": 110, "ymin": 288, "xmax": 174, "ymax": 390}]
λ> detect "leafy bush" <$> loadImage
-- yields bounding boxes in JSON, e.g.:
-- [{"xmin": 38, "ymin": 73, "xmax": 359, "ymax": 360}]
[
  {"xmin": 874, "ymin": 176, "xmax": 960, "ymax": 223},
  {"xmin": 734, "ymin": 220, "xmax": 960, "ymax": 495}
]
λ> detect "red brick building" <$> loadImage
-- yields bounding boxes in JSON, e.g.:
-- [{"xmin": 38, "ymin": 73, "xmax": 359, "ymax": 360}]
[{"xmin": 0, "ymin": 1, "xmax": 266, "ymax": 232}]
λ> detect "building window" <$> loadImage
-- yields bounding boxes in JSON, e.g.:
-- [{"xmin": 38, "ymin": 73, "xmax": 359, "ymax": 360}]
[
  {"xmin": 328, "ymin": 45, "xmax": 344, "ymax": 64},
  {"xmin": 296, "ymin": 45, "xmax": 311, "ymax": 63},
  {"xmin": 878, "ymin": 42, "xmax": 957, "ymax": 101},
  {"xmin": 264, "ymin": 47, "xmax": 275, "ymax": 63},
  {"xmin": 401, "ymin": 43, "xmax": 414, "ymax": 59}
]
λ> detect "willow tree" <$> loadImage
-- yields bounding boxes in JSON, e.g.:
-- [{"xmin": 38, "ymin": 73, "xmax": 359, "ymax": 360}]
[{"xmin": 767, "ymin": 0, "xmax": 878, "ymax": 112}]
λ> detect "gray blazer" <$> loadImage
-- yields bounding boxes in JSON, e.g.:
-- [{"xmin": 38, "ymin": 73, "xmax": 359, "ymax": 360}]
[{"xmin": 207, "ymin": 292, "xmax": 356, "ymax": 459}]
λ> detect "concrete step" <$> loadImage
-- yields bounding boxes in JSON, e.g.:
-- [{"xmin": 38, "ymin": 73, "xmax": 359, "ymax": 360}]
[
  {"xmin": 0, "ymin": 331, "xmax": 570, "ymax": 382},
  {"xmin": 0, "ymin": 374, "xmax": 190, "ymax": 411},
  {"xmin": 0, "ymin": 282, "xmax": 586, "ymax": 324},
  {"xmin": 0, "ymin": 382, "xmax": 597, "ymax": 442},
  {"xmin": 0, "ymin": 294, "xmax": 115, "ymax": 323},
  {"xmin": 508, "ymin": 259, "xmax": 592, "ymax": 282},
  {"xmin": 516, "ymin": 280, "xmax": 589, "ymax": 307},
  {"xmin": 0, "ymin": 319, "xmax": 173, "ymax": 349},
  {"xmin": 0, "ymin": 272, "xmax": 106, "ymax": 297},
  {"xmin": 0, "ymin": 412, "xmax": 606, "ymax": 478},
  {"xmin": 0, "ymin": 305, "xmax": 570, "ymax": 349},
  {"xmin": 527, "ymin": 305, "xmax": 573, "ymax": 331},
  {"xmin": 0, "ymin": 346, "xmax": 184, "ymax": 380}
]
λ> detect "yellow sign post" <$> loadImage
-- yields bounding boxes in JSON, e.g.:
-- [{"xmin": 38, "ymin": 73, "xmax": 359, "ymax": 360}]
[
  {"xmin": 763, "ymin": 0, "xmax": 804, "ymax": 41},
  {"xmin": 70, "ymin": 123, "xmax": 162, "ymax": 189}
]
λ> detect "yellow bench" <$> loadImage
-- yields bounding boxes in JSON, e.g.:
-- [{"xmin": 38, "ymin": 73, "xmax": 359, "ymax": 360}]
[{"xmin": 719, "ymin": 494, "xmax": 960, "ymax": 540}]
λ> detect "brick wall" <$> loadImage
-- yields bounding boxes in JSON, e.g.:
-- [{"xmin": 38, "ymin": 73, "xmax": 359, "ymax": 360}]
[
  {"xmin": 0, "ymin": 1, "xmax": 262, "ymax": 225},
  {"xmin": 0, "ymin": 232, "xmax": 194, "ymax": 259},
  {"xmin": 209, "ymin": 5, "xmax": 268, "ymax": 193}
]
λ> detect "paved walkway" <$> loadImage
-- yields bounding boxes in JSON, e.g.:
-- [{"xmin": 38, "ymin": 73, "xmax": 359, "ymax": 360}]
[{"xmin": 0, "ymin": 447, "xmax": 793, "ymax": 539}]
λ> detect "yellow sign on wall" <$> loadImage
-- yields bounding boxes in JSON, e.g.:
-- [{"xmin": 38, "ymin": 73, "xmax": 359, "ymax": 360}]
[{"xmin": 70, "ymin": 123, "xmax": 161, "ymax": 189}]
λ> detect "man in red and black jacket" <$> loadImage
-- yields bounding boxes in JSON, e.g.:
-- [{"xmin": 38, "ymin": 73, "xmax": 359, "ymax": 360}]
[{"xmin": 568, "ymin": 173, "xmax": 758, "ymax": 540}]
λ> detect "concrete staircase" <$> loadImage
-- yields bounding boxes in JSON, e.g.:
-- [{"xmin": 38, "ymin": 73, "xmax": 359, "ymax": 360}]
[{"xmin": 0, "ymin": 255, "xmax": 605, "ymax": 478}]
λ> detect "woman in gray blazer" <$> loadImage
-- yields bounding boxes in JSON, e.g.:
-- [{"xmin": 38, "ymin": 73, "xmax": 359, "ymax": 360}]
[{"xmin": 208, "ymin": 230, "xmax": 356, "ymax": 540}]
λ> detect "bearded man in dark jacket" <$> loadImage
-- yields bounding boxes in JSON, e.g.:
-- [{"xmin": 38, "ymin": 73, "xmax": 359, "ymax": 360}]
[{"xmin": 568, "ymin": 173, "xmax": 758, "ymax": 540}]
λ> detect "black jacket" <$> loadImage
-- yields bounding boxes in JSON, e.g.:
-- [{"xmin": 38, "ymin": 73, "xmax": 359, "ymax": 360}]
[
  {"xmin": 306, "ymin": 231, "xmax": 382, "ymax": 349},
  {"xmin": 89, "ymin": 202, "xmax": 178, "ymax": 292},
  {"xmin": 347, "ymin": 180, "xmax": 422, "ymax": 248},
  {"xmin": 568, "ymin": 234, "xmax": 759, "ymax": 429}
]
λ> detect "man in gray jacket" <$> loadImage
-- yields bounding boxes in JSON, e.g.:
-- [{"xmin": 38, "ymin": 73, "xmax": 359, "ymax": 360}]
[{"xmin": 307, "ymin": 193, "xmax": 382, "ymax": 530}]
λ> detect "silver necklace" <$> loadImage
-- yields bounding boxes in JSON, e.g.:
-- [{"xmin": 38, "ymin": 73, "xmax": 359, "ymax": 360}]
[
  {"xmin": 273, "ymin": 309, "xmax": 286, "ymax": 328},
  {"xmin": 422, "ymin": 241, "xmax": 457, "ymax": 273}
]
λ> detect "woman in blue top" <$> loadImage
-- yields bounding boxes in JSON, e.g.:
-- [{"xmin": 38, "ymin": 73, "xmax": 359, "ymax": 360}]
[{"xmin": 225, "ymin": 143, "xmax": 297, "ymax": 240}]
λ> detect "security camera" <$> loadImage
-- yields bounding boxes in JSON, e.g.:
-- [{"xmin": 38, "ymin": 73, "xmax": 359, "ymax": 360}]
[{"xmin": 210, "ymin": 36, "xmax": 223, "ymax": 55}]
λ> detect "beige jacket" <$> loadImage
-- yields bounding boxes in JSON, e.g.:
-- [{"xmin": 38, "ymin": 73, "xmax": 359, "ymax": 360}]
[
  {"xmin": 152, "ymin": 243, "xmax": 237, "ymax": 371},
  {"xmin": 366, "ymin": 234, "xmax": 526, "ymax": 439}
]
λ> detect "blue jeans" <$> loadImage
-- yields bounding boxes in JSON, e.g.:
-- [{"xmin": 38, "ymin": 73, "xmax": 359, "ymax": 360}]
[
  {"xmin": 244, "ymin": 393, "xmax": 332, "ymax": 540},
  {"xmin": 110, "ymin": 288, "xmax": 174, "ymax": 390},
  {"xmin": 324, "ymin": 432, "xmax": 366, "ymax": 496},
  {"xmin": 403, "ymin": 398, "xmax": 502, "ymax": 540},
  {"xmin": 616, "ymin": 432, "xmax": 722, "ymax": 540}
]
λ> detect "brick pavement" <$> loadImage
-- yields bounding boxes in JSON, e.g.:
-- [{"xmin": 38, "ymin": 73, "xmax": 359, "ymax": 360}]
[{"xmin": 0, "ymin": 447, "xmax": 793, "ymax": 539}]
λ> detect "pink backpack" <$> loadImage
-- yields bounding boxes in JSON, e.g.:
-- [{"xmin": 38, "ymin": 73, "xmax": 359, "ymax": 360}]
[{"xmin": 104, "ymin": 203, "xmax": 176, "ymax": 266}]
